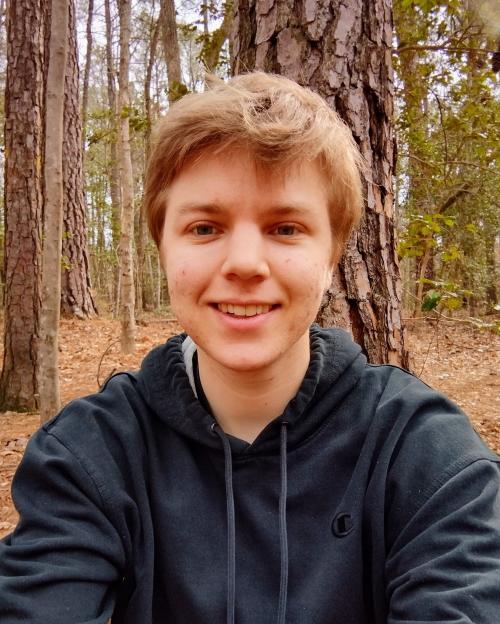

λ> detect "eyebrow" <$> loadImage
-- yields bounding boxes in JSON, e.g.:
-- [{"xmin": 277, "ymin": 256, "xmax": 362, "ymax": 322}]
[{"xmin": 174, "ymin": 202, "xmax": 314, "ymax": 217}]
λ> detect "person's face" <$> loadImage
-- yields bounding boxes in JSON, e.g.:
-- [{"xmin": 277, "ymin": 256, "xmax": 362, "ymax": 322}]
[{"xmin": 160, "ymin": 149, "xmax": 334, "ymax": 375}]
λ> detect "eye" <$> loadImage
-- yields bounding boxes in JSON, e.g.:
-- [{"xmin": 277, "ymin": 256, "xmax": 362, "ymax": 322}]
[
  {"xmin": 190, "ymin": 223, "xmax": 218, "ymax": 236},
  {"xmin": 272, "ymin": 223, "xmax": 300, "ymax": 236}
]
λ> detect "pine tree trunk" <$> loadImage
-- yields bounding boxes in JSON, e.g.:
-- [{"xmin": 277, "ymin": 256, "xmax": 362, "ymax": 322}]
[
  {"xmin": 0, "ymin": 0, "xmax": 45, "ymax": 411},
  {"xmin": 60, "ymin": 0, "xmax": 97, "ymax": 319},
  {"xmin": 232, "ymin": 0, "xmax": 407, "ymax": 365},
  {"xmin": 39, "ymin": 0, "xmax": 69, "ymax": 421},
  {"xmin": 117, "ymin": 0, "xmax": 136, "ymax": 352}
]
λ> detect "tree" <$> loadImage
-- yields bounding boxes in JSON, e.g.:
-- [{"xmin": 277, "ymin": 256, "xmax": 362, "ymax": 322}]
[
  {"xmin": 0, "ymin": 0, "xmax": 45, "ymax": 411},
  {"xmin": 117, "ymin": 0, "xmax": 136, "ymax": 352},
  {"xmin": 160, "ymin": 0, "xmax": 186, "ymax": 102},
  {"xmin": 61, "ymin": 0, "xmax": 97, "ymax": 319},
  {"xmin": 38, "ymin": 0, "xmax": 69, "ymax": 421},
  {"xmin": 232, "ymin": 0, "xmax": 408, "ymax": 365},
  {"xmin": 104, "ymin": 0, "xmax": 122, "ymax": 310}
]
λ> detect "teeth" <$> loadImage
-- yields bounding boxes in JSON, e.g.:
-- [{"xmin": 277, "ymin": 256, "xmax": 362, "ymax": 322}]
[{"xmin": 217, "ymin": 303, "xmax": 272, "ymax": 316}]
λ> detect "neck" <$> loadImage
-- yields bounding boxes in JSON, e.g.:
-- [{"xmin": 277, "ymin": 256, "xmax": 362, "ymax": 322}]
[{"xmin": 197, "ymin": 335, "xmax": 310, "ymax": 443}]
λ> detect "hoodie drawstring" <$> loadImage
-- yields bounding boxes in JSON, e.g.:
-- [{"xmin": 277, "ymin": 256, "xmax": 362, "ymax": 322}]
[{"xmin": 212, "ymin": 421, "xmax": 289, "ymax": 624}]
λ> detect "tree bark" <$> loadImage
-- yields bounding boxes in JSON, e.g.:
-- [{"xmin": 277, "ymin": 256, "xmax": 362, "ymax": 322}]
[
  {"xmin": 60, "ymin": 0, "xmax": 97, "ymax": 319},
  {"xmin": 159, "ymin": 0, "xmax": 184, "ymax": 102},
  {"xmin": 117, "ymin": 0, "xmax": 136, "ymax": 352},
  {"xmin": 0, "ymin": 0, "xmax": 45, "ymax": 411},
  {"xmin": 104, "ymin": 0, "xmax": 121, "ymax": 310},
  {"xmin": 140, "ymin": 10, "xmax": 161, "ymax": 312},
  {"xmin": 39, "ymin": 0, "xmax": 69, "ymax": 421},
  {"xmin": 232, "ymin": 0, "xmax": 407, "ymax": 365},
  {"xmin": 81, "ymin": 0, "xmax": 94, "ymax": 152}
]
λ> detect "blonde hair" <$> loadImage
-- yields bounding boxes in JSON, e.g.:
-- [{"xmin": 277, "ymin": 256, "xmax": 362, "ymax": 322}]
[{"xmin": 144, "ymin": 72, "xmax": 364, "ymax": 259}]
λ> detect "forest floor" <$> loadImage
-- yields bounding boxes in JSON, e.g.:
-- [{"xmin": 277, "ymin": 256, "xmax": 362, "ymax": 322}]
[{"xmin": 1, "ymin": 315, "xmax": 499, "ymax": 538}]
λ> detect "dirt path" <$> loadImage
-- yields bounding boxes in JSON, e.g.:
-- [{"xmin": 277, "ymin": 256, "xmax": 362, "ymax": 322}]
[{"xmin": 1, "ymin": 316, "xmax": 498, "ymax": 537}]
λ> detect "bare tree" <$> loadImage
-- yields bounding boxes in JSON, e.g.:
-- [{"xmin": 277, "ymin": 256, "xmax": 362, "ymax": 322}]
[
  {"xmin": 117, "ymin": 0, "xmax": 136, "ymax": 352},
  {"xmin": 232, "ymin": 0, "xmax": 408, "ymax": 365},
  {"xmin": 39, "ymin": 0, "xmax": 69, "ymax": 421},
  {"xmin": 0, "ymin": 0, "xmax": 45, "ymax": 411}
]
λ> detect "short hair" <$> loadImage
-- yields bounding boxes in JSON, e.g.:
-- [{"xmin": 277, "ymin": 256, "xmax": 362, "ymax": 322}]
[{"xmin": 144, "ymin": 72, "xmax": 364, "ymax": 260}]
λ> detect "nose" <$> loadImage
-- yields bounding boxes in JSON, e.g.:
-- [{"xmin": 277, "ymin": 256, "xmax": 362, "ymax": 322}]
[{"xmin": 220, "ymin": 225, "xmax": 270, "ymax": 280}]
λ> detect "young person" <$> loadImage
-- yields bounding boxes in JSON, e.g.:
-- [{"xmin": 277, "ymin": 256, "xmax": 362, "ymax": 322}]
[{"xmin": 1, "ymin": 72, "xmax": 499, "ymax": 624}]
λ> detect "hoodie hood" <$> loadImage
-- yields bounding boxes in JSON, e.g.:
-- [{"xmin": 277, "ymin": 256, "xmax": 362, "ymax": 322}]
[{"xmin": 138, "ymin": 324, "xmax": 366, "ymax": 455}]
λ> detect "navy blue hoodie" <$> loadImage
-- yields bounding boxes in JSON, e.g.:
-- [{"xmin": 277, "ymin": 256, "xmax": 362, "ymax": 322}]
[{"xmin": 1, "ymin": 326, "xmax": 499, "ymax": 623}]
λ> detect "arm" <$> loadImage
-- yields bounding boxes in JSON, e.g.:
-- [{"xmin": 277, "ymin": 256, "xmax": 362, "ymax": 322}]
[
  {"xmin": 386, "ymin": 458, "xmax": 500, "ymax": 623},
  {"xmin": 0, "ymin": 429, "xmax": 126, "ymax": 623}
]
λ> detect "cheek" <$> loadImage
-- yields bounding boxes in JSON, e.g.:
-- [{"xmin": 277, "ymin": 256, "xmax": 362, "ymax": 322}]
[{"xmin": 165, "ymin": 260, "xmax": 193, "ymax": 303}]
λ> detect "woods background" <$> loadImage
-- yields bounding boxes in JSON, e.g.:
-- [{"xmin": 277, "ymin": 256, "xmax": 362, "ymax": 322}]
[{"xmin": 0, "ymin": 0, "xmax": 498, "ymax": 419}]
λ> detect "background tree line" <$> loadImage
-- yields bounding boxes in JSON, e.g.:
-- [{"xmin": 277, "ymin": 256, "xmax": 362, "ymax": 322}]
[{"xmin": 0, "ymin": 0, "xmax": 498, "ymax": 418}]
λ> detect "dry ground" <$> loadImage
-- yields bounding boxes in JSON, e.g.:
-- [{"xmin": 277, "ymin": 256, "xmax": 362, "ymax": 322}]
[{"xmin": 1, "ymin": 315, "xmax": 498, "ymax": 538}]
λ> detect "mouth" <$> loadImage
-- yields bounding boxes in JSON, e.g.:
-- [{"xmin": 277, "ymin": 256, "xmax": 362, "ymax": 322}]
[{"xmin": 212, "ymin": 303, "xmax": 279, "ymax": 317}]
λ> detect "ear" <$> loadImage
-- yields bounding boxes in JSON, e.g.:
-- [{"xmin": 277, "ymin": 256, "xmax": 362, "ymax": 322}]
[{"xmin": 323, "ymin": 264, "xmax": 334, "ymax": 291}]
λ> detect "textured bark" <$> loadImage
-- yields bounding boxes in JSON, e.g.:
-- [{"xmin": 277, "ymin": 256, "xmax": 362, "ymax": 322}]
[
  {"xmin": 60, "ymin": 0, "xmax": 97, "ymax": 319},
  {"xmin": 0, "ymin": 0, "xmax": 44, "ymax": 411},
  {"xmin": 117, "ymin": 0, "xmax": 136, "ymax": 352},
  {"xmin": 39, "ymin": 0, "xmax": 69, "ymax": 421},
  {"xmin": 232, "ymin": 0, "xmax": 407, "ymax": 365},
  {"xmin": 159, "ymin": 0, "xmax": 184, "ymax": 102}
]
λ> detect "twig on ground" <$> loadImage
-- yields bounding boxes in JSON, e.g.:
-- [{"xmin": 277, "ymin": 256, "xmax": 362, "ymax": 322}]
[{"xmin": 96, "ymin": 340, "xmax": 120, "ymax": 389}]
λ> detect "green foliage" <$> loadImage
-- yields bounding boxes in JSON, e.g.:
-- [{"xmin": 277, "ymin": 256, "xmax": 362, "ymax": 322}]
[
  {"xmin": 394, "ymin": 0, "xmax": 499, "ymax": 314},
  {"xmin": 419, "ymin": 279, "xmax": 473, "ymax": 312},
  {"xmin": 398, "ymin": 213, "xmax": 457, "ymax": 259}
]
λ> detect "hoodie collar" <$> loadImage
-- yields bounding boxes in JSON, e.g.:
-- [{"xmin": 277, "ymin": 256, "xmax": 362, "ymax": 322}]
[{"xmin": 138, "ymin": 324, "xmax": 366, "ymax": 455}]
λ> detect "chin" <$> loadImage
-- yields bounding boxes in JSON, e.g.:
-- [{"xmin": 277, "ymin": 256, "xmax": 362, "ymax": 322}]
[{"xmin": 205, "ymin": 346, "xmax": 281, "ymax": 374}]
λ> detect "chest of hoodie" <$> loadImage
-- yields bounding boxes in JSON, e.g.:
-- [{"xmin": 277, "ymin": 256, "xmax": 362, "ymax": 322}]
[{"xmin": 136, "ymin": 416, "xmax": 383, "ymax": 624}]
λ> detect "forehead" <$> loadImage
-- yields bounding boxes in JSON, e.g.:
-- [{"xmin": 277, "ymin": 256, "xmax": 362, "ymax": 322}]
[{"xmin": 165, "ymin": 149, "xmax": 330, "ymax": 216}]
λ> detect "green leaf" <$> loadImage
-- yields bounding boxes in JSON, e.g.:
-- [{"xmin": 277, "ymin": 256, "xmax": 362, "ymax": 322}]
[{"xmin": 421, "ymin": 290, "xmax": 441, "ymax": 311}]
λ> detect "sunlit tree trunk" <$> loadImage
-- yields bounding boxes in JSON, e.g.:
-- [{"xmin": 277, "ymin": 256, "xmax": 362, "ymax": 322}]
[
  {"xmin": 232, "ymin": 0, "xmax": 407, "ymax": 365},
  {"xmin": 60, "ymin": 0, "xmax": 97, "ymax": 319},
  {"xmin": 117, "ymin": 0, "xmax": 136, "ymax": 352},
  {"xmin": 0, "ymin": 0, "xmax": 45, "ymax": 411},
  {"xmin": 39, "ymin": 0, "xmax": 69, "ymax": 421}
]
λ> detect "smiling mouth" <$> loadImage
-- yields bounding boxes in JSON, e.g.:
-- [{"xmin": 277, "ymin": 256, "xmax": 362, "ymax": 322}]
[{"xmin": 214, "ymin": 303, "xmax": 278, "ymax": 317}]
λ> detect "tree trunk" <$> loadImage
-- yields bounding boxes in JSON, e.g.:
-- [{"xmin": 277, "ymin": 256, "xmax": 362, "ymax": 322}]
[
  {"xmin": 39, "ymin": 0, "xmax": 69, "ymax": 421},
  {"xmin": 117, "ymin": 0, "xmax": 136, "ymax": 352},
  {"xmin": 60, "ymin": 0, "xmax": 97, "ymax": 319},
  {"xmin": 159, "ymin": 0, "xmax": 184, "ymax": 102},
  {"xmin": 0, "ymin": 0, "xmax": 45, "ymax": 411},
  {"xmin": 140, "ymin": 11, "xmax": 161, "ymax": 312},
  {"xmin": 104, "ymin": 0, "xmax": 122, "ymax": 310},
  {"xmin": 81, "ymin": 0, "xmax": 94, "ymax": 152},
  {"xmin": 232, "ymin": 0, "xmax": 407, "ymax": 365}
]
